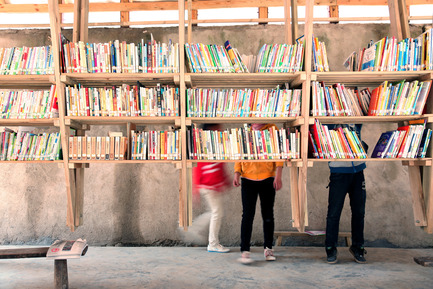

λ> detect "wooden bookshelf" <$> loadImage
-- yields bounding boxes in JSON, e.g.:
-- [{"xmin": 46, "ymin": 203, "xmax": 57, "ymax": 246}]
[{"xmin": 3, "ymin": 0, "xmax": 431, "ymax": 235}]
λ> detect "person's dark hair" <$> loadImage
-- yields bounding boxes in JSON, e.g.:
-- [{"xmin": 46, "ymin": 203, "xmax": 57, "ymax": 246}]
[{"xmin": 202, "ymin": 123, "xmax": 219, "ymax": 130}]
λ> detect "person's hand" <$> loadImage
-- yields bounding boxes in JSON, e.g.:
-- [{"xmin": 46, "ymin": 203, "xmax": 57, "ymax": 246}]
[
  {"xmin": 233, "ymin": 172, "xmax": 241, "ymax": 187},
  {"xmin": 273, "ymin": 166, "xmax": 283, "ymax": 191},
  {"xmin": 273, "ymin": 177, "xmax": 282, "ymax": 191}
]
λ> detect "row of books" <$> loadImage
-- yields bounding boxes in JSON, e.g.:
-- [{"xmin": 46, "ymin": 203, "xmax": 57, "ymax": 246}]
[
  {"xmin": 309, "ymin": 120, "xmax": 367, "ymax": 159},
  {"xmin": 66, "ymin": 84, "xmax": 179, "ymax": 117},
  {"xmin": 255, "ymin": 43, "xmax": 304, "ymax": 73},
  {"xmin": 311, "ymin": 82, "xmax": 370, "ymax": 116},
  {"xmin": 312, "ymin": 37, "xmax": 330, "ymax": 72},
  {"xmin": 187, "ymin": 125, "xmax": 300, "ymax": 160},
  {"xmin": 186, "ymin": 87, "xmax": 301, "ymax": 118},
  {"xmin": 0, "ymin": 85, "xmax": 58, "ymax": 119},
  {"xmin": 131, "ymin": 129, "xmax": 181, "ymax": 160},
  {"xmin": 1, "ymin": 128, "xmax": 61, "ymax": 161},
  {"xmin": 69, "ymin": 133, "xmax": 128, "ymax": 160},
  {"xmin": 371, "ymin": 123, "xmax": 431, "ymax": 159},
  {"xmin": 0, "ymin": 46, "xmax": 54, "ymax": 75},
  {"xmin": 345, "ymin": 28, "xmax": 433, "ymax": 72},
  {"xmin": 60, "ymin": 40, "xmax": 179, "ymax": 74},
  {"xmin": 185, "ymin": 41, "xmax": 248, "ymax": 73},
  {"xmin": 368, "ymin": 80, "xmax": 431, "ymax": 116}
]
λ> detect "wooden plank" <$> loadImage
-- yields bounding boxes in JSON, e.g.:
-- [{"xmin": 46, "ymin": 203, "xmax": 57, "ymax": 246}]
[
  {"xmin": 187, "ymin": 0, "xmax": 192, "ymax": 44},
  {"xmin": 329, "ymin": 5, "xmax": 339, "ymax": 24},
  {"xmin": 258, "ymin": 7, "xmax": 268, "ymax": 24},
  {"xmin": 49, "ymin": 0, "xmax": 76, "ymax": 231},
  {"xmin": 121, "ymin": 0, "xmax": 130, "ymax": 28},
  {"xmin": 414, "ymin": 256, "xmax": 433, "ymax": 266},
  {"xmin": 73, "ymin": 0, "xmax": 81, "ymax": 43},
  {"xmin": 290, "ymin": 166, "xmax": 300, "ymax": 228},
  {"xmin": 0, "ymin": 247, "xmax": 49, "ymax": 259},
  {"xmin": 398, "ymin": 0, "xmax": 411, "ymax": 39},
  {"xmin": 291, "ymin": 0, "xmax": 298, "ymax": 42},
  {"xmin": 408, "ymin": 166, "xmax": 427, "ymax": 226},
  {"xmin": 284, "ymin": 0, "xmax": 291, "ymax": 44},
  {"xmin": 1, "ymin": 0, "xmax": 432, "ymax": 14},
  {"xmin": 80, "ymin": 0, "xmax": 89, "ymax": 43},
  {"xmin": 388, "ymin": 0, "xmax": 403, "ymax": 41}
]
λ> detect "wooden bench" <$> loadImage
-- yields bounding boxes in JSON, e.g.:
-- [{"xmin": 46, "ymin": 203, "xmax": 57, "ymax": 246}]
[
  {"xmin": 274, "ymin": 231, "xmax": 352, "ymax": 247},
  {"xmin": 0, "ymin": 246, "xmax": 86, "ymax": 289}
]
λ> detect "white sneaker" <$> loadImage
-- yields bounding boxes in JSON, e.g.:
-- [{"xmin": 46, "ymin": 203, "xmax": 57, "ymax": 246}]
[
  {"xmin": 264, "ymin": 247, "xmax": 276, "ymax": 261},
  {"xmin": 238, "ymin": 251, "xmax": 254, "ymax": 264},
  {"xmin": 207, "ymin": 244, "xmax": 230, "ymax": 253}
]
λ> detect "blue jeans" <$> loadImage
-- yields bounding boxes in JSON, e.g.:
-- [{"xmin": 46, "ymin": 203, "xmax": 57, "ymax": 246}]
[
  {"xmin": 240, "ymin": 177, "xmax": 275, "ymax": 252},
  {"xmin": 325, "ymin": 171, "xmax": 366, "ymax": 248}
]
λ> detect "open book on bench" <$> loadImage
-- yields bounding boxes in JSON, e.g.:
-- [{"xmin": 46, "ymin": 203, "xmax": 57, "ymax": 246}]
[{"xmin": 46, "ymin": 238, "xmax": 88, "ymax": 260}]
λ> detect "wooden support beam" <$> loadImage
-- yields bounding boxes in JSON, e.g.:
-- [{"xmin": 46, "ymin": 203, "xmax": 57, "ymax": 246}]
[
  {"xmin": 389, "ymin": 0, "xmax": 404, "ymax": 41},
  {"xmin": 408, "ymin": 166, "xmax": 427, "ymax": 226},
  {"xmin": 258, "ymin": 7, "xmax": 268, "ymax": 25},
  {"xmin": 121, "ymin": 0, "xmax": 130, "ymax": 28},
  {"xmin": 187, "ymin": 0, "xmax": 192, "ymax": 44},
  {"xmin": 329, "ymin": 5, "xmax": 339, "ymax": 24},
  {"xmin": 73, "ymin": 0, "xmax": 81, "ymax": 43},
  {"xmin": 398, "ymin": 0, "xmax": 411, "ymax": 39},
  {"xmin": 284, "ymin": 0, "xmax": 292, "ymax": 44},
  {"xmin": 290, "ymin": 166, "xmax": 300, "ymax": 228},
  {"xmin": 1, "ymin": 1, "xmax": 433, "ymax": 14},
  {"xmin": 80, "ymin": 0, "xmax": 89, "ymax": 43},
  {"xmin": 291, "ymin": 0, "xmax": 298, "ymax": 44}
]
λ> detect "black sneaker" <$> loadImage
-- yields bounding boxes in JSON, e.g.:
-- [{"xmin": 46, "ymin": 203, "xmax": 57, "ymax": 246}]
[
  {"xmin": 326, "ymin": 247, "xmax": 338, "ymax": 264},
  {"xmin": 349, "ymin": 245, "xmax": 367, "ymax": 264}
]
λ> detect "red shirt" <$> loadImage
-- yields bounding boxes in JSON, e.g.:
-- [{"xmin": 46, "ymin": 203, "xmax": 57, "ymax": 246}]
[{"xmin": 193, "ymin": 162, "xmax": 228, "ymax": 192}]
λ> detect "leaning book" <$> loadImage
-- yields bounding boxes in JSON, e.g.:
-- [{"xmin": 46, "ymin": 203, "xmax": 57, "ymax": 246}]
[{"xmin": 46, "ymin": 238, "xmax": 88, "ymax": 260}]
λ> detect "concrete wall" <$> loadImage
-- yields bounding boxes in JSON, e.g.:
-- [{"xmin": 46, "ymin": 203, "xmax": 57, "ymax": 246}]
[{"xmin": 1, "ymin": 23, "xmax": 433, "ymax": 248}]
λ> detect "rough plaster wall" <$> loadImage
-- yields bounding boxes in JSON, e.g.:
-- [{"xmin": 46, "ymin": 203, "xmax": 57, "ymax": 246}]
[{"xmin": 0, "ymin": 24, "xmax": 433, "ymax": 248}]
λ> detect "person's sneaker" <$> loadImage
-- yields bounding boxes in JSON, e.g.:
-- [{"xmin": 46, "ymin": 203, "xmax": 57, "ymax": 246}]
[
  {"xmin": 264, "ymin": 247, "xmax": 276, "ymax": 261},
  {"xmin": 238, "ymin": 251, "xmax": 254, "ymax": 264},
  {"xmin": 326, "ymin": 247, "xmax": 338, "ymax": 264},
  {"xmin": 207, "ymin": 244, "xmax": 230, "ymax": 253},
  {"xmin": 349, "ymin": 245, "xmax": 367, "ymax": 264}
]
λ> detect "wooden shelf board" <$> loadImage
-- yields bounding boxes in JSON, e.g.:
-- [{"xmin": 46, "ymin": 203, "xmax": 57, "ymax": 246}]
[
  {"xmin": 187, "ymin": 159, "xmax": 292, "ymax": 163},
  {"xmin": 312, "ymin": 71, "xmax": 432, "ymax": 85},
  {"xmin": 310, "ymin": 115, "xmax": 428, "ymax": 124},
  {"xmin": 187, "ymin": 117, "xmax": 298, "ymax": 124},
  {"xmin": 0, "ymin": 75, "xmax": 55, "ymax": 87},
  {"xmin": 308, "ymin": 158, "xmax": 432, "ymax": 163},
  {"xmin": 0, "ymin": 118, "xmax": 59, "ymax": 127},
  {"xmin": 61, "ymin": 73, "xmax": 179, "ymax": 86},
  {"xmin": 185, "ymin": 72, "xmax": 303, "ymax": 88},
  {"xmin": 0, "ymin": 160, "xmax": 63, "ymax": 164},
  {"xmin": 69, "ymin": 160, "xmax": 181, "ymax": 164},
  {"xmin": 65, "ymin": 116, "xmax": 180, "ymax": 126}
]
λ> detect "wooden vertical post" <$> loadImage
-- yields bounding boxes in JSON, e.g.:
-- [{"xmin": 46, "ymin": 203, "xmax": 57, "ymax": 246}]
[
  {"xmin": 80, "ymin": 0, "xmax": 89, "ymax": 43},
  {"xmin": 187, "ymin": 0, "xmax": 192, "ymax": 44},
  {"xmin": 178, "ymin": 0, "xmax": 189, "ymax": 229},
  {"xmin": 329, "ymin": 5, "xmax": 339, "ymax": 24},
  {"xmin": 72, "ymin": 0, "xmax": 81, "ymax": 43},
  {"xmin": 388, "ymin": 0, "xmax": 410, "ymax": 41},
  {"xmin": 120, "ymin": 0, "xmax": 130, "ymax": 28},
  {"xmin": 291, "ymin": 0, "xmax": 298, "ymax": 44},
  {"xmin": 424, "ymin": 86, "xmax": 433, "ymax": 233},
  {"xmin": 297, "ymin": 0, "xmax": 314, "ymax": 233},
  {"xmin": 284, "ymin": 0, "xmax": 292, "ymax": 44},
  {"xmin": 398, "ymin": 0, "xmax": 410, "ymax": 39},
  {"xmin": 48, "ymin": 0, "xmax": 76, "ymax": 231},
  {"xmin": 290, "ymin": 166, "xmax": 300, "ymax": 228},
  {"xmin": 408, "ymin": 166, "xmax": 427, "ymax": 226},
  {"xmin": 258, "ymin": 7, "xmax": 268, "ymax": 25}
]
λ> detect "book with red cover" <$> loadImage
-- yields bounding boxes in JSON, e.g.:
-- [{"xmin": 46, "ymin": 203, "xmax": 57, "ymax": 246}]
[{"xmin": 367, "ymin": 84, "xmax": 383, "ymax": 116}]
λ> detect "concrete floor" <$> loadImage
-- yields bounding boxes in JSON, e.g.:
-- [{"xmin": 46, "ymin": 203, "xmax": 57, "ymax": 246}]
[{"xmin": 1, "ymin": 246, "xmax": 433, "ymax": 289}]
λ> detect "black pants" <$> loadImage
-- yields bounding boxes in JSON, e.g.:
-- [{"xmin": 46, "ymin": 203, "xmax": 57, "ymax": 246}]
[
  {"xmin": 325, "ymin": 171, "xmax": 366, "ymax": 248},
  {"xmin": 240, "ymin": 177, "xmax": 276, "ymax": 252}
]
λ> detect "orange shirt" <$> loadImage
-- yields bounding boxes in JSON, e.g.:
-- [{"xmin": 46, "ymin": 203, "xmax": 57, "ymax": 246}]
[{"xmin": 234, "ymin": 124, "xmax": 284, "ymax": 181}]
